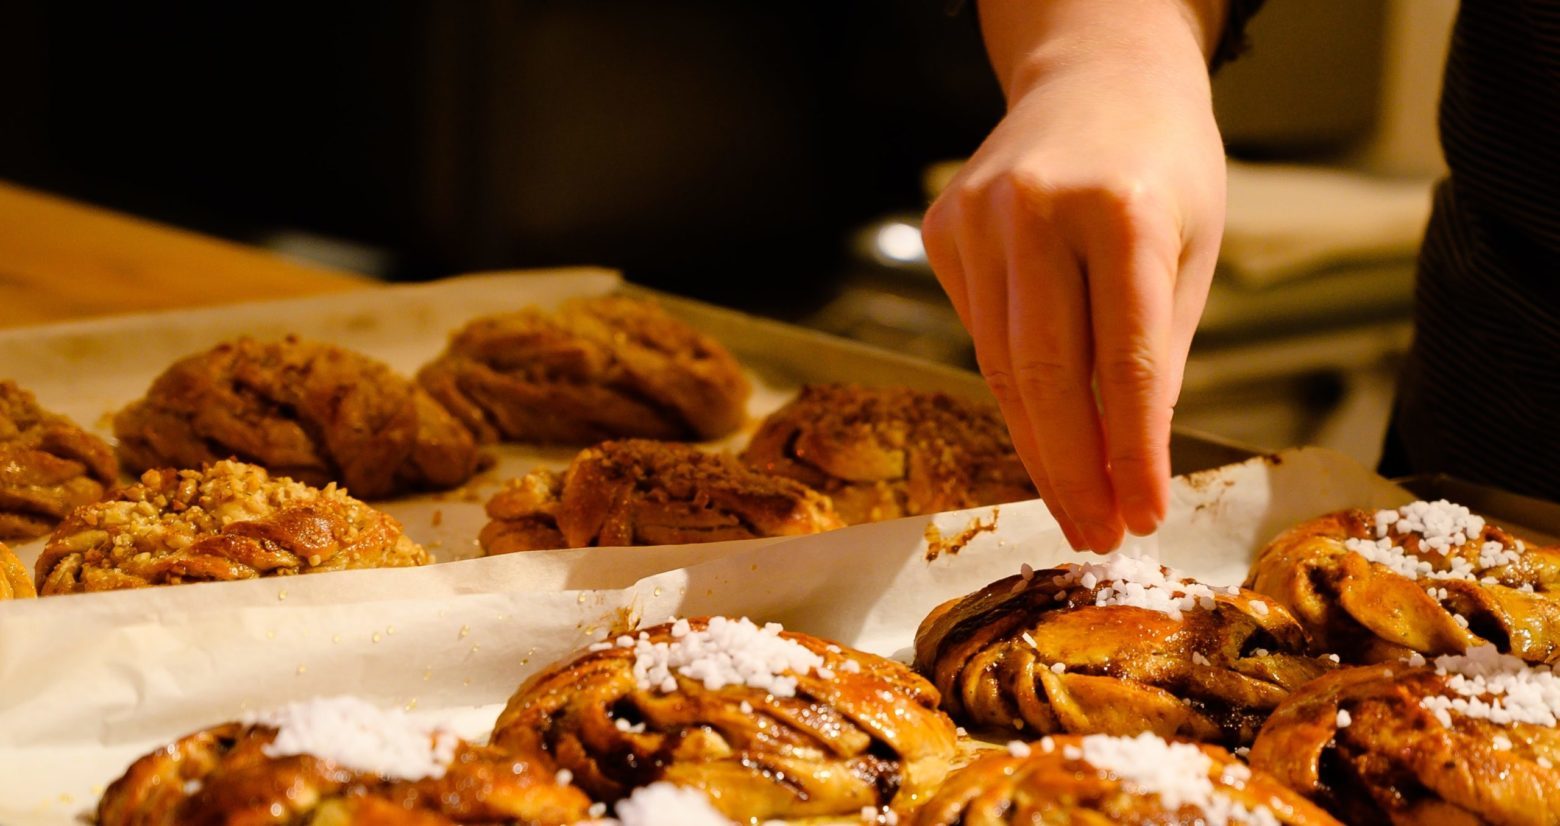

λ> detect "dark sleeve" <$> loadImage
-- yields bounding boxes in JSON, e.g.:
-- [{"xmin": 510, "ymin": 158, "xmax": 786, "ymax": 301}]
[{"xmin": 944, "ymin": 0, "xmax": 1269, "ymax": 72}]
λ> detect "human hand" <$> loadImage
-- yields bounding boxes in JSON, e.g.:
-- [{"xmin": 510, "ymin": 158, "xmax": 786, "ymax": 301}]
[{"xmin": 922, "ymin": 41, "xmax": 1225, "ymax": 552}]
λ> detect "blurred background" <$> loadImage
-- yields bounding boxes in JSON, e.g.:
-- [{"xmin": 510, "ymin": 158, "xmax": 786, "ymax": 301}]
[{"xmin": 0, "ymin": 0, "xmax": 1456, "ymax": 464}]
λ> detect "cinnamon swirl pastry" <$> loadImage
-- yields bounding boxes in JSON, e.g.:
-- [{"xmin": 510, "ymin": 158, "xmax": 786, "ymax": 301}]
[
  {"xmin": 739, "ymin": 384, "xmax": 1035, "ymax": 524},
  {"xmin": 1250, "ymin": 646, "xmax": 1560, "ymax": 824},
  {"xmin": 35, "ymin": 460, "xmax": 427, "ymax": 595},
  {"xmin": 1247, "ymin": 499, "xmax": 1560, "ymax": 665},
  {"xmin": 492, "ymin": 616, "xmax": 959, "ymax": 821},
  {"xmin": 0, "ymin": 542, "xmax": 35, "ymax": 599},
  {"xmin": 0, "ymin": 380, "xmax": 117, "ymax": 540},
  {"xmin": 98, "ymin": 698, "xmax": 592, "ymax": 826},
  {"xmin": 916, "ymin": 552, "xmax": 1333, "ymax": 747},
  {"xmin": 480, "ymin": 439, "xmax": 843, "ymax": 553},
  {"xmin": 418, "ymin": 296, "xmax": 750, "ymax": 445},
  {"xmin": 914, "ymin": 733, "xmax": 1340, "ymax": 826},
  {"xmin": 114, "ymin": 336, "xmax": 482, "ymax": 500}
]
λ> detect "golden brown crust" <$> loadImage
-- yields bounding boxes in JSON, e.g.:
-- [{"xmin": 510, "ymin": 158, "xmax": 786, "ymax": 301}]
[
  {"xmin": 739, "ymin": 384, "xmax": 1035, "ymax": 523},
  {"xmin": 113, "ymin": 336, "xmax": 483, "ymax": 500},
  {"xmin": 491, "ymin": 617, "xmax": 959, "ymax": 821},
  {"xmin": 480, "ymin": 439, "xmax": 843, "ymax": 553},
  {"xmin": 0, "ymin": 541, "xmax": 35, "ymax": 599},
  {"xmin": 1246, "ymin": 509, "xmax": 1560, "ymax": 665},
  {"xmin": 1250, "ymin": 663, "xmax": 1560, "ymax": 824},
  {"xmin": 418, "ymin": 296, "xmax": 750, "ymax": 445},
  {"xmin": 0, "ymin": 380, "xmax": 118, "ymax": 540},
  {"xmin": 912, "ymin": 736, "xmax": 1341, "ymax": 825},
  {"xmin": 915, "ymin": 566, "xmax": 1332, "ymax": 747},
  {"xmin": 97, "ymin": 723, "xmax": 592, "ymax": 826},
  {"xmin": 35, "ymin": 460, "xmax": 428, "ymax": 595}
]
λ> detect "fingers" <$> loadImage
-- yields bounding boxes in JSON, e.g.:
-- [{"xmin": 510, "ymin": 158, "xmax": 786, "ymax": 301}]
[
  {"xmin": 1002, "ymin": 216, "xmax": 1124, "ymax": 552},
  {"xmin": 1078, "ymin": 190, "xmax": 1178, "ymax": 536}
]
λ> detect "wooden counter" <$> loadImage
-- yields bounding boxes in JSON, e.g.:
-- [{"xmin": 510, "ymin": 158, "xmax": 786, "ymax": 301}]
[{"xmin": 0, "ymin": 181, "xmax": 369, "ymax": 329}]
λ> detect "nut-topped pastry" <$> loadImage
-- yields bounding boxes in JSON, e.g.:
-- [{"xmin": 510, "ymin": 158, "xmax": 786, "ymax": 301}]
[
  {"xmin": 0, "ymin": 380, "xmax": 117, "ymax": 540},
  {"xmin": 35, "ymin": 460, "xmax": 428, "ymax": 595},
  {"xmin": 480, "ymin": 439, "xmax": 843, "ymax": 553},
  {"xmin": 114, "ymin": 336, "xmax": 482, "ymax": 500},
  {"xmin": 492, "ymin": 616, "xmax": 959, "ymax": 822},
  {"xmin": 1247, "ymin": 499, "xmax": 1560, "ymax": 665},
  {"xmin": 98, "ymin": 696, "xmax": 592, "ymax": 826},
  {"xmin": 916, "ymin": 552, "xmax": 1333, "ymax": 747},
  {"xmin": 0, "ymin": 542, "xmax": 35, "ymax": 599},
  {"xmin": 913, "ymin": 732, "xmax": 1340, "ymax": 825},
  {"xmin": 418, "ymin": 296, "xmax": 750, "ymax": 445},
  {"xmin": 740, "ymin": 384, "xmax": 1036, "ymax": 523},
  {"xmin": 1251, "ymin": 646, "xmax": 1560, "ymax": 823}
]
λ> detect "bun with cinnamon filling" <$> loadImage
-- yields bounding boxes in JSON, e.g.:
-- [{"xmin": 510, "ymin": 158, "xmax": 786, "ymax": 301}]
[
  {"xmin": 480, "ymin": 439, "xmax": 842, "ymax": 553},
  {"xmin": 1247, "ymin": 500, "xmax": 1560, "ymax": 665},
  {"xmin": 36, "ymin": 460, "xmax": 427, "ymax": 594},
  {"xmin": 0, "ymin": 380, "xmax": 117, "ymax": 540},
  {"xmin": 492, "ymin": 616, "xmax": 958, "ymax": 821},
  {"xmin": 916, "ymin": 553, "xmax": 1332, "ymax": 747}
]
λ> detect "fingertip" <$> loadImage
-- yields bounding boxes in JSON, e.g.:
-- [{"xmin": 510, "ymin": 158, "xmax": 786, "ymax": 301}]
[{"xmin": 1120, "ymin": 487, "xmax": 1168, "ymax": 537}]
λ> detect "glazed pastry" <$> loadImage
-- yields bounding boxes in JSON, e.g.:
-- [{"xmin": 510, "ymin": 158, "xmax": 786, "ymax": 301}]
[
  {"xmin": 913, "ymin": 732, "xmax": 1340, "ymax": 825},
  {"xmin": 35, "ymin": 460, "xmax": 428, "ymax": 595},
  {"xmin": 1247, "ymin": 499, "xmax": 1560, "ymax": 665},
  {"xmin": 114, "ymin": 336, "xmax": 482, "ymax": 500},
  {"xmin": 0, "ymin": 542, "xmax": 35, "ymax": 599},
  {"xmin": 1251, "ymin": 646, "xmax": 1560, "ymax": 823},
  {"xmin": 418, "ymin": 296, "xmax": 750, "ymax": 445},
  {"xmin": 916, "ymin": 552, "xmax": 1333, "ymax": 747},
  {"xmin": 739, "ymin": 384, "xmax": 1035, "ymax": 524},
  {"xmin": 98, "ymin": 698, "xmax": 592, "ymax": 826},
  {"xmin": 480, "ymin": 439, "xmax": 843, "ymax": 553},
  {"xmin": 0, "ymin": 380, "xmax": 117, "ymax": 540},
  {"xmin": 492, "ymin": 616, "xmax": 959, "ymax": 821}
]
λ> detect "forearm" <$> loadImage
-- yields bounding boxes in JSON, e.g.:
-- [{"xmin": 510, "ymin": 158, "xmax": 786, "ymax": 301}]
[{"xmin": 977, "ymin": 0, "xmax": 1229, "ymax": 100}]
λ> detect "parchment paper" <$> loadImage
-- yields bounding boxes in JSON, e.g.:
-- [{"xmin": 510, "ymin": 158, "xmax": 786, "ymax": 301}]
[{"xmin": 0, "ymin": 272, "xmax": 1410, "ymax": 822}]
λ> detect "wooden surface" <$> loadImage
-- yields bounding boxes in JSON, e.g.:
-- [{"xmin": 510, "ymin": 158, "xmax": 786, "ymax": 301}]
[{"xmin": 0, "ymin": 181, "xmax": 369, "ymax": 329}]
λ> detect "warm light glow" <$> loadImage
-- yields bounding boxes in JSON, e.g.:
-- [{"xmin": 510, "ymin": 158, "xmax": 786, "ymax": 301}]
[{"xmin": 874, "ymin": 221, "xmax": 926, "ymax": 265}]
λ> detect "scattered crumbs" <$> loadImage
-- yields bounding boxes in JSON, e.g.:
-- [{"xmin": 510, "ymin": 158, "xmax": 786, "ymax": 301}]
[
  {"xmin": 653, "ymin": 587, "xmax": 664, "ymax": 598},
  {"xmin": 423, "ymin": 667, "xmax": 433, "ymax": 682},
  {"xmin": 470, "ymin": 644, "xmax": 480, "ymax": 653},
  {"xmin": 372, "ymin": 633, "xmax": 382, "ymax": 644},
  {"xmin": 577, "ymin": 594, "xmax": 589, "ymax": 605},
  {"xmin": 463, "ymin": 677, "xmax": 472, "ymax": 687},
  {"xmin": 265, "ymin": 629, "xmax": 276, "ymax": 641},
  {"xmin": 331, "ymin": 634, "xmax": 342, "ymax": 644},
  {"xmin": 296, "ymin": 665, "xmax": 307, "ymax": 675},
  {"xmin": 923, "ymin": 509, "xmax": 1000, "ymax": 562},
  {"xmin": 386, "ymin": 625, "xmax": 396, "ymax": 636},
  {"xmin": 1011, "ymin": 718, "xmax": 1025, "ymax": 730},
  {"xmin": 431, "ymin": 509, "xmax": 444, "ymax": 527},
  {"xmin": 277, "ymin": 589, "xmax": 287, "ymax": 602},
  {"xmin": 458, "ymin": 625, "xmax": 470, "ymax": 639},
  {"xmin": 404, "ymin": 698, "xmax": 418, "ymax": 711}
]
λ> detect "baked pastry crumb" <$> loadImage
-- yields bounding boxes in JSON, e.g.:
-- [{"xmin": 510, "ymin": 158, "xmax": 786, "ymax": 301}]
[
  {"xmin": 0, "ymin": 380, "xmax": 118, "ymax": 540},
  {"xmin": 35, "ymin": 459, "xmax": 428, "ymax": 595},
  {"xmin": 418, "ymin": 296, "xmax": 750, "ymax": 445},
  {"xmin": 741, "ymin": 384, "xmax": 1036, "ymax": 523},
  {"xmin": 113, "ymin": 336, "xmax": 483, "ymax": 500},
  {"xmin": 480, "ymin": 439, "xmax": 843, "ymax": 553}
]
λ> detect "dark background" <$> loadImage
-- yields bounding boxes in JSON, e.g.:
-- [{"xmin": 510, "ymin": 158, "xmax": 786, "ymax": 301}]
[{"xmin": 0, "ymin": 1, "xmax": 1005, "ymax": 315}]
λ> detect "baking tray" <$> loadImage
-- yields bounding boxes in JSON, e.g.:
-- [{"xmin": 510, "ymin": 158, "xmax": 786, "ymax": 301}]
[{"xmin": 0, "ymin": 269, "xmax": 1535, "ymax": 823}]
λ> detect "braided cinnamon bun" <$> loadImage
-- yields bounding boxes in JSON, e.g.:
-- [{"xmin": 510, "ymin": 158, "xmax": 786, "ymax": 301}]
[
  {"xmin": 480, "ymin": 439, "xmax": 843, "ymax": 553},
  {"xmin": 35, "ymin": 460, "xmax": 427, "ymax": 595},
  {"xmin": 1250, "ymin": 647, "xmax": 1560, "ymax": 824},
  {"xmin": 98, "ymin": 699, "xmax": 591, "ymax": 826},
  {"xmin": 114, "ymin": 336, "xmax": 482, "ymax": 500},
  {"xmin": 0, "ymin": 541, "xmax": 34, "ymax": 599},
  {"xmin": 491, "ymin": 616, "xmax": 959, "ymax": 821},
  {"xmin": 418, "ymin": 296, "xmax": 750, "ymax": 445},
  {"xmin": 739, "ymin": 384, "xmax": 1035, "ymax": 524},
  {"xmin": 1247, "ymin": 500, "xmax": 1560, "ymax": 665},
  {"xmin": 0, "ymin": 380, "xmax": 117, "ymax": 540},
  {"xmin": 916, "ymin": 553, "xmax": 1333, "ymax": 747},
  {"xmin": 913, "ymin": 733, "xmax": 1339, "ymax": 826}
]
